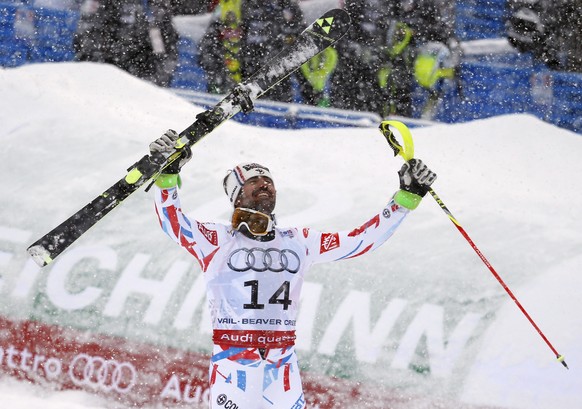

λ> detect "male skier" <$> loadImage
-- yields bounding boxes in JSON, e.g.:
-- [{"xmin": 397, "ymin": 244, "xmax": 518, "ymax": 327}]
[{"xmin": 150, "ymin": 129, "xmax": 436, "ymax": 409}]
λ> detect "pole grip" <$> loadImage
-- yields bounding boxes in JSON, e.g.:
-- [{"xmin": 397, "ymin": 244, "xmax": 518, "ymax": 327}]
[{"xmin": 379, "ymin": 120, "xmax": 415, "ymax": 162}]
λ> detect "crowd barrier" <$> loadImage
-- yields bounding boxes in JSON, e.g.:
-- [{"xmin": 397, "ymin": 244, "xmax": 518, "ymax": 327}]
[
  {"xmin": 173, "ymin": 88, "xmax": 385, "ymax": 129},
  {"xmin": 0, "ymin": 2, "xmax": 76, "ymax": 66},
  {"xmin": 427, "ymin": 49, "xmax": 582, "ymax": 134},
  {"xmin": 456, "ymin": 0, "xmax": 507, "ymax": 40},
  {"xmin": 0, "ymin": 1, "xmax": 580, "ymax": 134}
]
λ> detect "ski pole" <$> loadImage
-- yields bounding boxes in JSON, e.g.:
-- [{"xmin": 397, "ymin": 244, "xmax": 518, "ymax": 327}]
[{"xmin": 379, "ymin": 120, "xmax": 568, "ymax": 369}]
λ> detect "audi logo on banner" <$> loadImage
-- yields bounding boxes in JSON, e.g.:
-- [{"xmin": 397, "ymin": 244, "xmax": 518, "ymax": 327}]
[
  {"xmin": 227, "ymin": 248, "xmax": 301, "ymax": 273},
  {"xmin": 68, "ymin": 353, "xmax": 137, "ymax": 394}
]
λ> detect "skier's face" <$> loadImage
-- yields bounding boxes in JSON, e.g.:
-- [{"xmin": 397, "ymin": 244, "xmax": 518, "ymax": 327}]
[{"xmin": 236, "ymin": 176, "xmax": 276, "ymax": 214}]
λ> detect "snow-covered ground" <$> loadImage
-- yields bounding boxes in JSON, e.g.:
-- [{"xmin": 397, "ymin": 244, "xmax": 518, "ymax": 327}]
[
  {"xmin": 1, "ymin": 62, "xmax": 581, "ymax": 408},
  {"xmin": 0, "ymin": 377, "xmax": 110, "ymax": 409}
]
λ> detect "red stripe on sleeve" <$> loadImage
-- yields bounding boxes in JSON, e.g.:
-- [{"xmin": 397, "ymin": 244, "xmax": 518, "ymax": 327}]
[
  {"xmin": 201, "ymin": 247, "xmax": 220, "ymax": 272},
  {"xmin": 165, "ymin": 206, "xmax": 181, "ymax": 237},
  {"xmin": 345, "ymin": 243, "xmax": 374, "ymax": 259}
]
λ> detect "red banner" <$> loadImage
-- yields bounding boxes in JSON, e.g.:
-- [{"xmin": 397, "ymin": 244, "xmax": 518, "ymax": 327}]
[{"xmin": 0, "ymin": 316, "xmax": 493, "ymax": 408}]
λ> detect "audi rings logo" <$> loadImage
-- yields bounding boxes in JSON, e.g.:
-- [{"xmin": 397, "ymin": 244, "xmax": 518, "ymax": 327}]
[
  {"xmin": 227, "ymin": 248, "xmax": 300, "ymax": 273},
  {"xmin": 69, "ymin": 353, "xmax": 137, "ymax": 393}
]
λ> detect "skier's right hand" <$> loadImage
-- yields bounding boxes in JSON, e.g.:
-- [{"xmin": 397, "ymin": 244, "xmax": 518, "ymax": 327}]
[
  {"xmin": 150, "ymin": 129, "xmax": 178, "ymax": 156},
  {"xmin": 149, "ymin": 129, "xmax": 192, "ymax": 174}
]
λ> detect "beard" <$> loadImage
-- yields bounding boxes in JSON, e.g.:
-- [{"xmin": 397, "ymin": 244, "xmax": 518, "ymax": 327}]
[{"xmin": 249, "ymin": 187, "xmax": 276, "ymax": 214}]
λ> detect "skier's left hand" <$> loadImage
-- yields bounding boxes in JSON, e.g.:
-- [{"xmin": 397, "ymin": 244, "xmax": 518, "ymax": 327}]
[
  {"xmin": 393, "ymin": 158, "xmax": 436, "ymax": 210},
  {"xmin": 398, "ymin": 158, "xmax": 437, "ymax": 197}
]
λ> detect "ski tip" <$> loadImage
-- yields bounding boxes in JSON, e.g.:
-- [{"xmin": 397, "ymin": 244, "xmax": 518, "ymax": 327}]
[
  {"xmin": 310, "ymin": 8, "xmax": 351, "ymax": 41},
  {"xmin": 27, "ymin": 245, "xmax": 53, "ymax": 268}
]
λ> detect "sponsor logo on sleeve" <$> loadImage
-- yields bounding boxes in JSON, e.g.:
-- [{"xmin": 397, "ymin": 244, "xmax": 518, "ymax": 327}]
[
  {"xmin": 320, "ymin": 233, "xmax": 340, "ymax": 254},
  {"xmin": 303, "ymin": 228, "xmax": 310, "ymax": 238},
  {"xmin": 197, "ymin": 222, "xmax": 218, "ymax": 246},
  {"xmin": 280, "ymin": 229, "xmax": 295, "ymax": 239}
]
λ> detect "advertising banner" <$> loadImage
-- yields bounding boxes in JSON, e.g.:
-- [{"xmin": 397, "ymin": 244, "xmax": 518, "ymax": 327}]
[{"xmin": 0, "ymin": 226, "xmax": 487, "ymax": 408}]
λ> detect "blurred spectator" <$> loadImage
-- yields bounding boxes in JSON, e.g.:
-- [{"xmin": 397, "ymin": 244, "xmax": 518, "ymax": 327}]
[
  {"xmin": 507, "ymin": 0, "xmax": 582, "ymax": 72},
  {"xmin": 240, "ymin": 0, "xmax": 305, "ymax": 102},
  {"xmin": 331, "ymin": 0, "xmax": 454, "ymax": 117},
  {"xmin": 74, "ymin": 0, "xmax": 179, "ymax": 86},
  {"xmin": 331, "ymin": 0, "xmax": 404, "ymax": 115},
  {"xmin": 198, "ymin": 0, "xmax": 243, "ymax": 94},
  {"xmin": 199, "ymin": 0, "xmax": 305, "ymax": 101},
  {"xmin": 413, "ymin": 40, "xmax": 459, "ymax": 119},
  {"xmin": 299, "ymin": 46, "xmax": 338, "ymax": 107},
  {"xmin": 175, "ymin": 0, "xmax": 209, "ymax": 14},
  {"xmin": 403, "ymin": 0, "xmax": 453, "ymax": 45},
  {"xmin": 406, "ymin": 0, "xmax": 459, "ymax": 119}
]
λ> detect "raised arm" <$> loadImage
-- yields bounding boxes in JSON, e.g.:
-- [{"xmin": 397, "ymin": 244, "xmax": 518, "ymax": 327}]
[
  {"xmin": 306, "ymin": 158, "xmax": 436, "ymax": 264},
  {"xmin": 151, "ymin": 130, "xmax": 221, "ymax": 271}
]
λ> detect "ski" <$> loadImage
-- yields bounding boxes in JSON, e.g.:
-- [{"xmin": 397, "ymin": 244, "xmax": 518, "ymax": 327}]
[{"xmin": 27, "ymin": 8, "xmax": 351, "ymax": 267}]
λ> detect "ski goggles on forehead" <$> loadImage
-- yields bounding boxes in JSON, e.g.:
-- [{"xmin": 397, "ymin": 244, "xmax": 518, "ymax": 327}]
[{"xmin": 232, "ymin": 208, "xmax": 274, "ymax": 236}]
